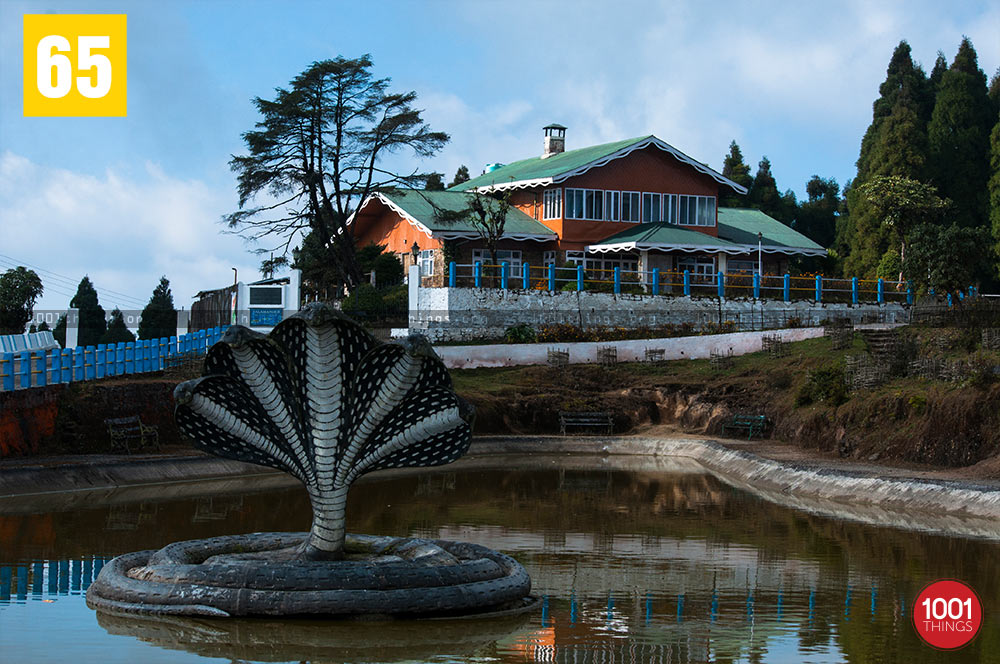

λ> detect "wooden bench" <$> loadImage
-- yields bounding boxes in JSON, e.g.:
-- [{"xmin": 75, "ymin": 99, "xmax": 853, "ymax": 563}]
[
  {"xmin": 559, "ymin": 411, "xmax": 614, "ymax": 435},
  {"xmin": 105, "ymin": 416, "xmax": 160, "ymax": 454},
  {"xmin": 722, "ymin": 414, "xmax": 769, "ymax": 440}
]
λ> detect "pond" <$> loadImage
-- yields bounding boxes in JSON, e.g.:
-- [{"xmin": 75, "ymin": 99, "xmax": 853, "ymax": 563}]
[{"xmin": 1, "ymin": 454, "xmax": 997, "ymax": 663}]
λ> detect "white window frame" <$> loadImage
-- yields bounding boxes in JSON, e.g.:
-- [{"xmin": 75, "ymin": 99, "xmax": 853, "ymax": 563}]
[
  {"xmin": 543, "ymin": 251, "xmax": 557, "ymax": 266},
  {"xmin": 564, "ymin": 250, "xmax": 585, "ymax": 265},
  {"xmin": 543, "ymin": 188, "xmax": 562, "ymax": 220},
  {"xmin": 419, "ymin": 249, "xmax": 435, "ymax": 277},
  {"xmin": 621, "ymin": 191, "xmax": 641, "ymax": 222},
  {"xmin": 676, "ymin": 195, "xmax": 716, "ymax": 227},
  {"xmin": 642, "ymin": 193, "xmax": 662, "ymax": 222},
  {"xmin": 472, "ymin": 249, "xmax": 522, "ymax": 277},
  {"xmin": 605, "ymin": 191, "xmax": 620, "ymax": 221},
  {"xmin": 728, "ymin": 259, "xmax": 758, "ymax": 274},
  {"xmin": 663, "ymin": 194, "xmax": 678, "ymax": 224},
  {"xmin": 676, "ymin": 255, "xmax": 717, "ymax": 282}
]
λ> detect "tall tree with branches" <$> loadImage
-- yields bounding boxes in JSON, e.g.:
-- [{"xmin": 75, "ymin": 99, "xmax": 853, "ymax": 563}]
[{"xmin": 227, "ymin": 55, "xmax": 448, "ymax": 293}]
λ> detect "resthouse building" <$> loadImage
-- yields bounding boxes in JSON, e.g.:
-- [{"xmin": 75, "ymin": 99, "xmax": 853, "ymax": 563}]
[{"xmin": 348, "ymin": 125, "xmax": 824, "ymax": 285}]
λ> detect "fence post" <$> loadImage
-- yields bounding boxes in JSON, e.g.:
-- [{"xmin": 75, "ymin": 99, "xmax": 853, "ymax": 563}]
[
  {"xmin": 125, "ymin": 342, "xmax": 135, "ymax": 374},
  {"xmin": 548, "ymin": 264, "xmax": 555, "ymax": 292},
  {"xmin": 196, "ymin": 330, "xmax": 207, "ymax": 354},
  {"xmin": 500, "ymin": 262, "xmax": 509, "ymax": 289},
  {"xmin": 753, "ymin": 273, "xmax": 760, "ymax": 299},
  {"xmin": 877, "ymin": 278, "xmax": 884, "ymax": 304},
  {"xmin": 474, "ymin": 261, "xmax": 482, "ymax": 288},
  {"xmin": 95, "ymin": 345, "xmax": 105, "ymax": 379},
  {"xmin": 116, "ymin": 343, "xmax": 126, "ymax": 374},
  {"xmin": 907, "ymin": 284, "xmax": 914, "ymax": 305},
  {"xmin": 523, "ymin": 264, "xmax": 531, "ymax": 290},
  {"xmin": 851, "ymin": 277, "xmax": 859, "ymax": 305},
  {"xmin": 35, "ymin": 352, "xmax": 46, "ymax": 387},
  {"xmin": 783, "ymin": 274, "xmax": 790, "ymax": 302},
  {"xmin": 1, "ymin": 354, "xmax": 12, "ymax": 391},
  {"xmin": 577, "ymin": 265, "xmax": 585, "ymax": 291},
  {"xmin": 614, "ymin": 266, "xmax": 621, "ymax": 294},
  {"xmin": 683, "ymin": 270, "xmax": 690, "ymax": 296},
  {"xmin": 717, "ymin": 271, "xmax": 725, "ymax": 299},
  {"xmin": 652, "ymin": 268, "xmax": 660, "ymax": 295},
  {"xmin": 61, "ymin": 348, "xmax": 73, "ymax": 382},
  {"xmin": 957, "ymin": 289, "xmax": 964, "ymax": 301},
  {"xmin": 169, "ymin": 336, "xmax": 177, "ymax": 358},
  {"xmin": 19, "ymin": 351, "xmax": 31, "ymax": 389},
  {"xmin": 50, "ymin": 350, "xmax": 60, "ymax": 384},
  {"xmin": 74, "ymin": 347, "xmax": 85, "ymax": 381},
  {"xmin": 85, "ymin": 347, "xmax": 96, "ymax": 380},
  {"xmin": 448, "ymin": 262, "xmax": 456, "ymax": 288},
  {"xmin": 947, "ymin": 292, "xmax": 953, "ymax": 308},
  {"xmin": 815, "ymin": 275, "xmax": 822, "ymax": 303}
]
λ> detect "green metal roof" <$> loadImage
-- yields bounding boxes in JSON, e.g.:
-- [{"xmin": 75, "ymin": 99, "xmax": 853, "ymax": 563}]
[
  {"xmin": 717, "ymin": 208, "xmax": 825, "ymax": 252},
  {"xmin": 377, "ymin": 190, "xmax": 556, "ymax": 238},
  {"xmin": 451, "ymin": 136, "xmax": 649, "ymax": 191},
  {"xmin": 450, "ymin": 135, "xmax": 745, "ymax": 193},
  {"xmin": 591, "ymin": 223, "xmax": 744, "ymax": 249}
]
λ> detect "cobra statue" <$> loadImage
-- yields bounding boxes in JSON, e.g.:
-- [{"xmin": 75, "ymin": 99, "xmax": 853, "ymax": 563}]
[{"xmin": 86, "ymin": 304, "xmax": 533, "ymax": 618}]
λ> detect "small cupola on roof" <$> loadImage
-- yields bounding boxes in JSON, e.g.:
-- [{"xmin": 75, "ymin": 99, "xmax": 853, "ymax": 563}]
[{"xmin": 542, "ymin": 123, "xmax": 566, "ymax": 159}]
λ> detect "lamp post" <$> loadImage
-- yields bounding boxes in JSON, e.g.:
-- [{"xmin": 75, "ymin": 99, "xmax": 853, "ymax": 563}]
[
  {"xmin": 757, "ymin": 232, "xmax": 763, "ymax": 279},
  {"xmin": 231, "ymin": 267, "xmax": 238, "ymax": 326}
]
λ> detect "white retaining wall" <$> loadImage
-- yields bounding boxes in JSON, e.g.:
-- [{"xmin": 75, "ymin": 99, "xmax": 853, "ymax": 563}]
[{"xmin": 432, "ymin": 327, "xmax": 826, "ymax": 369}]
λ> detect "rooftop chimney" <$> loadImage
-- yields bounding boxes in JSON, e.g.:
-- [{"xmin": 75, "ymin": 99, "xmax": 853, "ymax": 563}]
[{"xmin": 542, "ymin": 123, "xmax": 566, "ymax": 159}]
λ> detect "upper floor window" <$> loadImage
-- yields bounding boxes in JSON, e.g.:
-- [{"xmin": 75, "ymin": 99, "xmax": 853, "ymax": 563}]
[
  {"xmin": 604, "ymin": 191, "xmax": 620, "ymax": 221},
  {"xmin": 676, "ymin": 195, "xmax": 716, "ymax": 227},
  {"xmin": 621, "ymin": 192, "xmax": 641, "ymax": 222},
  {"xmin": 565, "ymin": 188, "xmax": 608, "ymax": 221},
  {"xmin": 642, "ymin": 193, "xmax": 661, "ymax": 222},
  {"xmin": 543, "ymin": 188, "xmax": 562, "ymax": 219}
]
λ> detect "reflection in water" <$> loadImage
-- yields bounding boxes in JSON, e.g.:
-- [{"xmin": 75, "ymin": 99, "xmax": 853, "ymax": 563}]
[{"xmin": 1, "ymin": 458, "xmax": 999, "ymax": 663}]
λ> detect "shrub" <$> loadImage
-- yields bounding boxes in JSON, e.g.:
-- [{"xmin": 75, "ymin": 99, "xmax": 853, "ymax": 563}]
[
  {"xmin": 796, "ymin": 364, "xmax": 848, "ymax": 407},
  {"xmin": 786, "ymin": 316, "xmax": 802, "ymax": 328},
  {"xmin": 504, "ymin": 323, "xmax": 537, "ymax": 344}
]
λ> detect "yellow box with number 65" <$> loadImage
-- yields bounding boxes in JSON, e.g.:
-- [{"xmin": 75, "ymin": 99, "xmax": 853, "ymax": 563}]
[{"xmin": 23, "ymin": 14, "xmax": 127, "ymax": 117}]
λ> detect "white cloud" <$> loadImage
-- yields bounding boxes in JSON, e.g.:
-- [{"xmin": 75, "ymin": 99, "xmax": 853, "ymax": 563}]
[{"xmin": 0, "ymin": 151, "xmax": 263, "ymax": 316}]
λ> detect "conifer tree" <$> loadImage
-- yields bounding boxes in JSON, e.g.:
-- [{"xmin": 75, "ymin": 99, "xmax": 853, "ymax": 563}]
[
  {"xmin": 989, "ymin": 117, "xmax": 1000, "ymax": 274},
  {"xmin": 424, "ymin": 173, "xmax": 445, "ymax": 191},
  {"xmin": 102, "ymin": 308, "xmax": 136, "ymax": 345},
  {"xmin": 927, "ymin": 37, "xmax": 992, "ymax": 229},
  {"xmin": 796, "ymin": 176, "xmax": 840, "ymax": 247},
  {"xmin": 448, "ymin": 165, "xmax": 470, "ymax": 188},
  {"xmin": 137, "ymin": 276, "xmax": 177, "ymax": 340},
  {"xmin": 720, "ymin": 141, "xmax": 752, "ymax": 207},
  {"xmin": 70, "ymin": 276, "xmax": 106, "ymax": 347},
  {"xmin": 747, "ymin": 157, "xmax": 781, "ymax": 219},
  {"xmin": 53, "ymin": 314, "xmax": 66, "ymax": 348}
]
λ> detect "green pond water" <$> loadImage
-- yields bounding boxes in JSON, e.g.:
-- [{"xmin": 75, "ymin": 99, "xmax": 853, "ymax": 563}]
[{"xmin": 1, "ymin": 454, "xmax": 997, "ymax": 663}]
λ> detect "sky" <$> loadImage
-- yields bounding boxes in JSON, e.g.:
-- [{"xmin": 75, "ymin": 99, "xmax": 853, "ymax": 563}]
[{"xmin": 1, "ymin": 0, "xmax": 998, "ymax": 317}]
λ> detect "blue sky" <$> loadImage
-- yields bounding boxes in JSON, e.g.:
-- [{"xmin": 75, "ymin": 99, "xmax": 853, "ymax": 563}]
[{"xmin": 1, "ymin": 0, "xmax": 997, "ymax": 314}]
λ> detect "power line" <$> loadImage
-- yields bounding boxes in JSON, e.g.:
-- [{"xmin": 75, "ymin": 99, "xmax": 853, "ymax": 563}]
[{"xmin": 0, "ymin": 254, "xmax": 148, "ymax": 307}]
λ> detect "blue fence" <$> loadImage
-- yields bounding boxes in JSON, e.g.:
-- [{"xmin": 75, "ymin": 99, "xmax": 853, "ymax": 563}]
[{"xmin": 0, "ymin": 326, "xmax": 228, "ymax": 393}]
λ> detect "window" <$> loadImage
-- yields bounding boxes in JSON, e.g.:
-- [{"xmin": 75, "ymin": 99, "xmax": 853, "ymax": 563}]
[
  {"xmin": 585, "ymin": 190, "xmax": 604, "ymax": 220},
  {"xmin": 676, "ymin": 195, "xmax": 716, "ymax": 226},
  {"xmin": 565, "ymin": 188, "xmax": 612, "ymax": 220},
  {"xmin": 543, "ymin": 251, "xmax": 557, "ymax": 266},
  {"xmin": 605, "ymin": 191, "xmax": 620, "ymax": 221},
  {"xmin": 642, "ymin": 193, "xmax": 661, "ymax": 222},
  {"xmin": 621, "ymin": 191, "xmax": 641, "ymax": 222},
  {"xmin": 564, "ymin": 251, "xmax": 585, "ymax": 265},
  {"xmin": 663, "ymin": 194, "xmax": 678, "ymax": 223},
  {"xmin": 543, "ymin": 188, "xmax": 562, "ymax": 219},
  {"xmin": 248, "ymin": 286, "xmax": 282, "ymax": 305},
  {"xmin": 676, "ymin": 256, "xmax": 717, "ymax": 282},
  {"xmin": 472, "ymin": 249, "xmax": 522, "ymax": 277},
  {"xmin": 418, "ymin": 249, "xmax": 436, "ymax": 277},
  {"xmin": 585, "ymin": 255, "xmax": 640, "ymax": 274}
]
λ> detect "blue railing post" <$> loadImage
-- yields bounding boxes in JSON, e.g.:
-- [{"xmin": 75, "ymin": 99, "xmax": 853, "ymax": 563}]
[
  {"xmin": 907, "ymin": 284, "xmax": 914, "ymax": 305},
  {"xmin": 124, "ymin": 343, "xmax": 135, "ymax": 374},
  {"xmin": 85, "ymin": 347, "xmax": 96, "ymax": 380},
  {"xmin": 196, "ymin": 330, "xmax": 207, "ymax": 354},
  {"xmin": 815, "ymin": 275, "xmax": 822, "ymax": 302},
  {"xmin": 2, "ymin": 354, "xmax": 12, "ymax": 391},
  {"xmin": 95, "ymin": 345, "xmax": 105, "ymax": 379},
  {"xmin": 783, "ymin": 274, "xmax": 791, "ymax": 302},
  {"xmin": 474, "ymin": 261, "xmax": 482, "ymax": 288},
  {"xmin": 652, "ymin": 268, "xmax": 660, "ymax": 295},
  {"xmin": 852, "ymin": 277, "xmax": 859, "ymax": 305},
  {"xmin": 448, "ymin": 262, "xmax": 456, "ymax": 288},
  {"xmin": 19, "ymin": 351, "xmax": 30, "ymax": 389},
  {"xmin": 947, "ymin": 292, "xmax": 953, "ymax": 308},
  {"xmin": 35, "ymin": 352, "xmax": 46, "ymax": 388},
  {"xmin": 577, "ymin": 265, "xmax": 585, "ymax": 291},
  {"xmin": 683, "ymin": 270, "xmax": 690, "ymax": 296},
  {"xmin": 116, "ymin": 343, "xmax": 125, "ymax": 374},
  {"xmin": 61, "ymin": 348, "xmax": 73, "ymax": 382},
  {"xmin": 169, "ymin": 336, "xmax": 177, "ymax": 358},
  {"xmin": 74, "ymin": 347, "xmax": 85, "ymax": 381},
  {"xmin": 877, "ymin": 278, "xmax": 884, "ymax": 304},
  {"xmin": 548, "ymin": 264, "xmax": 555, "ymax": 291},
  {"xmin": 522, "ymin": 264, "xmax": 531, "ymax": 290},
  {"xmin": 958, "ymin": 289, "xmax": 965, "ymax": 301},
  {"xmin": 753, "ymin": 273, "xmax": 760, "ymax": 299},
  {"xmin": 969, "ymin": 286, "xmax": 975, "ymax": 299},
  {"xmin": 614, "ymin": 266, "xmax": 621, "ymax": 294},
  {"xmin": 50, "ymin": 350, "xmax": 60, "ymax": 384},
  {"xmin": 717, "ymin": 271, "xmax": 725, "ymax": 299},
  {"xmin": 500, "ymin": 262, "xmax": 509, "ymax": 289}
]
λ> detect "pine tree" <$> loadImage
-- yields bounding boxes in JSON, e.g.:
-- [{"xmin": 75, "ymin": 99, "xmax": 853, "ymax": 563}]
[
  {"xmin": 448, "ymin": 165, "xmax": 470, "ymax": 188},
  {"xmin": 102, "ymin": 308, "xmax": 136, "ymax": 345},
  {"xmin": 989, "ymin": 68, "xmax": 1000, "ymax": 117},
  {"xmin": 720, "ymin": 141, "xmax": 752, "ymax": 207},
  {"xmin": 989, "ymin": 117, "xmax": 1000, "ymax": 275},
  {"xmin": 53, "ymin": 314, "xmax": 66, "ymax": 348},
  {"xmin": 137, "ymin": 276, "xmax": 177, "ymax": 340},
  {"xmin": 748, "ymin": 157, "xmax": 782, "ymax": 218},
  {"xmin": 70, "ymin": 276, "xmax": 106, "ymax": 347},
  {"xmin": 424, "ymin": 173, "xmax": 445, "ymax": 191},
  {"xmin": 796, "ymin": 176, "xmax": 840, "ymax": 247},
  {"xmin": 927, "ymin": 37, "xmax": 992, "ymax": 229}
]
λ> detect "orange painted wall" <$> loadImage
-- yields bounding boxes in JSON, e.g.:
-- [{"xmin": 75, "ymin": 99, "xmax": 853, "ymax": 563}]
[{"xmin": 352, "ymin": 200, "xmax": 441, "ymax": 253}]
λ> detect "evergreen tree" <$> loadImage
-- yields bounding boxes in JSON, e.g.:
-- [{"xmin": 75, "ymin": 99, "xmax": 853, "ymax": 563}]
[
  {"xmin": 927, "ymin": 37, "xmax": 992, "ymax": 229},
  {"xmin": 38, "ymin": 321, "xmax": 49, "ymax": 332},
  {"xmin": 137, "ymin": 276, "xmax": 177, "ymax": 340},
  {"xmin": 424, "ymin": 173, "xmax": 445, "ymax": 191},
  {"xmin": 448, "ymin": 165, "xmax": 470, "ymax": 188},
  {"xmin": 0, "ymin": 266, "xmax": 44, "ymax": 334},
  {"xmin": 925, "ymin": 52, "xmax": 948, "ymax": 119},
  {"xmin": 796, "ymin": 176, "xmax": 840, "ymax": 247},
  {"xmin": 989, "ymin": 68, "xmax": 1000, "ymax": 117},
  {"xmin": 70, "ymin": 276, "xmax": 106, "ymax": 347},
  {"xmin": 102, "ymin": 308, "xmax": 136, "ymax": 345},
  {"xmin": 356, "ymin": 244, "xmax": 404, "ymax": 288},
  {"xmin": 720, "ymin": 141, "xmax": 752, "ymax": 207},
  {"xmin": 53, "ymin": 314, "xmax": 66, "ymax": 348},
  {"xmin": 747, "ymin": 157, "xmax": 782, "ymax": 219},
  {"xmin": 989, "ymin": 117, "xmax": 1000, "ymax": 275}
]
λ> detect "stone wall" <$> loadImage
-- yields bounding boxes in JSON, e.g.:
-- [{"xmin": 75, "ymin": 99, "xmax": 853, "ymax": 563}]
[{"xmin": 406, "ymin": 282, "xmax": 910, "ymax": 342}]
